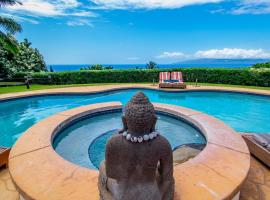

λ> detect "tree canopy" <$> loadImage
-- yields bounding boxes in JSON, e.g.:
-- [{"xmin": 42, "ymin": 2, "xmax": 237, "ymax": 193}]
[
  {"xmin": 81, "ymin": 64, "xmax": 114, "ymax": 70},
  {"xmin": 146, "ymin": 61, "xmax": 158, "ymax": 69},
  {"xmin": 0, "ymin": 0, "xmax": 22, "ymax": 54},
  {"xmin": 0, "ymin": 38, "xmax": 46, "ymax": 79}
]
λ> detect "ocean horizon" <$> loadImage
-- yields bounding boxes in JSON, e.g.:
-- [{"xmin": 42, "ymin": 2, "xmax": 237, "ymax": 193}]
[{"xmin": 47, "ymin": 63, "xmax": 251, "ymax": 72}]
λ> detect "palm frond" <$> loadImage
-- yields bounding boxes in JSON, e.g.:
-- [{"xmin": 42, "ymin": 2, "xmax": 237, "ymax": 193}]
[
  {"xmin": 0, "ymin": 31, "xmax": 19, "ymax": 54},
  {"xmin": 0, "ymin": 0, "xmax": 21, "ymax": 7},
  {"xmin": 0, "ymin": 16, "xmax": 22, "ymax": 34}
]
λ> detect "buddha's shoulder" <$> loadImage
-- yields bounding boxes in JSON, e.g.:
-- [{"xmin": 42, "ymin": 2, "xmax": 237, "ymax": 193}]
[
  {"xmin": 154, "ymin": 135, "xmax": 172, "ymax": 149},
  {"xmin": 106, "ymin": 134, "xmax": 171, "ymax": 149},
  {"xmin": 106, "ymin": 134, "xmax": 123, "ymax": 145}
]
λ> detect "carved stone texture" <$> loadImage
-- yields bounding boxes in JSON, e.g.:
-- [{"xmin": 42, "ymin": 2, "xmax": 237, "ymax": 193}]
[{"xmin": 98, "ymin": 92, "xmax": 174, "ymax": 200}]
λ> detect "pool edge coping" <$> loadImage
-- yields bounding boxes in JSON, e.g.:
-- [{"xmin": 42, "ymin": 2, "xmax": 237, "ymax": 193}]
[
  {"xmin": 1, "ymin": 84, "xmax": 270, "ymax": 102},
  {"xmin": 8, "ymin": 102, "xmax": 250, "ymax": 200}
]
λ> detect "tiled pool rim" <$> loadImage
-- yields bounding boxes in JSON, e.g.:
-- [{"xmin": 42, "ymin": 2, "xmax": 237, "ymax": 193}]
[
  {"xmin": 1, "ymin": 84, "xmax": 270, "ymax": 103},
  {"xmin": 8, "ymin": 102, "xmax": 250, "ymax": 200}
]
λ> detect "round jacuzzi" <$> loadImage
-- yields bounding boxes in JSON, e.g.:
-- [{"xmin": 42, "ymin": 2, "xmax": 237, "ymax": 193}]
[
  {"xmin": 9, "ymin": 102, "xmax": 250, "ymax": 200},
  {"xmin": 53, "ymin": 110, "xmax": 206, "ymax": 169}
]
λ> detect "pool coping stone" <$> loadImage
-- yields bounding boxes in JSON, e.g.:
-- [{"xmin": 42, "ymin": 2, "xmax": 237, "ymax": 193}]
[{"xmin": 1, "ymin": 84, "xmax": 270, "ymax": 102}]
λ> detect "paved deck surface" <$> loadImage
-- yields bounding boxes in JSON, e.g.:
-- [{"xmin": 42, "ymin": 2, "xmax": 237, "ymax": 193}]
[
  {"xmin": 1, "ymin": 156, "xmax": 269, "ymax": 200},
  {"xmin": 0, "ymin": 167, "xmax": 19, "ymax": 200},
  {"xmin": 240, "ymin": 157, "xmax": 270, "ymax": 200},
  {"xmin": 0, "ymin": 84, "xmax": 269, "ymax": 199}
]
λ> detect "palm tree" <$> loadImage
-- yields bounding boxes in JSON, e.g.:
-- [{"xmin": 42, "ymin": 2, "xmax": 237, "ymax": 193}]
[
  {"xmin": 0, "ymin": 0, "xmax": 22, "ymax": 54},
  {"xmin": 146, "ymin": 61, "xmax": 158, "ymax": 69}
]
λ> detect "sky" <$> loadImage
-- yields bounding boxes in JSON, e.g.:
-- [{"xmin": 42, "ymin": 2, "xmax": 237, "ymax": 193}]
[{"xmin": 1, "ymin": 0, "xmax": 270, "ymax": 64}]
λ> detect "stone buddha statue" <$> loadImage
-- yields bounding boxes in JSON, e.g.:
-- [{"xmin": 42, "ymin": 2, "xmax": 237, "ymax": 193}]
[{"xmin": 98, "ymin": 92, "xmax": 174, "ymax": 200}]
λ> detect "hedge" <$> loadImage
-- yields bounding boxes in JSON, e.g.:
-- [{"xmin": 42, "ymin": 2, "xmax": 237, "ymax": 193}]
[
  {"xmin": 252, "ymin": 62, "xmax": 270, "ymax": 69},
  {"xmin": 13, "ymin": 68, "xmax": 270, "ymax": 87}
]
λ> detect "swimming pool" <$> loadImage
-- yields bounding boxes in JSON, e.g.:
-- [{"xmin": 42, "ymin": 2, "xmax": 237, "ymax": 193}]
[
  {"xmin": 53, "ymin": 111, "xmax": 205, "ymax": 169},
  {"xmin": 0, "ymin": 88, "xmax": 270, "ymax": 147}
]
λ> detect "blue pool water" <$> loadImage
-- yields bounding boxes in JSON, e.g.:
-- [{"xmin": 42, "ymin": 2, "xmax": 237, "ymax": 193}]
[
  {"xmin": 53, "ymin": 112, "xmax": 205, "ymax": 169},
  {"xmin": 0, "ymin": 89, "xmax": 270, "ymax": 147}
]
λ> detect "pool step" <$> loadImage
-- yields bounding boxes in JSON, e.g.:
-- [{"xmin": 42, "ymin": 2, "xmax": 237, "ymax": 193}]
[{"xmin": 0, "ymin": 147, "xmax": 11, "ymax": 168}]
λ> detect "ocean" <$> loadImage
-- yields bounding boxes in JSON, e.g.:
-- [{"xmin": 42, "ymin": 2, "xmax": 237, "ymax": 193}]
[{"xmin": 48, "ymin": 64, "xmax": 251, "ymax": 72}]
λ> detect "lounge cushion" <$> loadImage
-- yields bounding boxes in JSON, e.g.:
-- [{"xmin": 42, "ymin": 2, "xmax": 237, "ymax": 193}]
[
  {"xmin": 163, "ymin": 80, "xmax": 172, "ymax": 83},
  {"xmin": 171, "ymin": 72, "xmax": 184, "ymax": 82},
  {"xmin": 159, "ymin": 72, "xmax": 170, "ymax": 83},
  {"xmin": 252, "ymin": 134, "xmax": 270, "ymax": 151}
]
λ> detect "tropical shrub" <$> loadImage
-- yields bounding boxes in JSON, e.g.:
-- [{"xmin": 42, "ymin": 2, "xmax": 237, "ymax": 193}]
[
  {"xmin": 0, "ymin": 38, "xmax": 46, "ymax": 79},
  {"xmin": 0, "ymin": 47, "xmax": 14, "ymax": 79},
  {"xmin": 146, "ymin": 61, "xmax": 158, "ymax": 69},
  {"xmin": 12, "ymin": 39, "xmax": 46, "ymax": 72},
  {"xmin": 81, "ymin": 64, "xmax": 113, "ymax": 70},
  {"xmin": 0, "ymin": 0, "xmax": 22, "ymax": 54},
  {"xmin": 13, "ymin": 68, "xmax": 270, "ymax": 87},
  {"xmin": 252, "ymin": 62, "xmax": 270, "ymax": 69}
]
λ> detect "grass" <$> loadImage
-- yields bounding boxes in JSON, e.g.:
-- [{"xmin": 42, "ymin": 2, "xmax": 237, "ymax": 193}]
[
  {"xmin": 0, "ymin": 83, "xmax": 124, "ymax": 95},
  {"xmin": 0, "ymin": 82, "xmax": 269, "ymax": 95},
  {"xmin": 187, "ymin": 82, "xmax": 270, "ymax": 90},
  {"xmin": 0, "ymin": 82, "xmax": 24, "ymax": 86}
]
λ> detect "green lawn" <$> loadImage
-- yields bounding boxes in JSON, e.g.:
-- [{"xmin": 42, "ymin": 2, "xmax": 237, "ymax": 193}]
[
  {"xmin": 0, "ymin": 82, "xmax": 24, "ymax": 86},
  {"xmin": 0, "ymin": 82, "xmax": 269, "ymax": 95},
  {"xmin": 187, "ymin": 82, "xmax": 270, "ymax": 90},
  {"xmin": 0, "ymin": 83, "xmax": 122, "ymax": 95}
]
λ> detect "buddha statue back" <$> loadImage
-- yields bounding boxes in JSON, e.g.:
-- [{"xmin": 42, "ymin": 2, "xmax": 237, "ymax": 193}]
[{"xmin": 98, "ymin": 92, "xmax": 174, "ymax": 200}]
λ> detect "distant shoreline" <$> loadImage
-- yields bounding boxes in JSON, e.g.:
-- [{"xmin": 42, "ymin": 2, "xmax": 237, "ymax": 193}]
[{"xmin": 47, "ymin": 64, "xmax": 251, "ymax": 72}]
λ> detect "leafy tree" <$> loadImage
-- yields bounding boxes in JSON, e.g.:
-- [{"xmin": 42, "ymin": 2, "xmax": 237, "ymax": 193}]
[
  {"xmin": 146, "ymin": 61, "xmax": 158, "ymax": 69},
  {"xmin": 81, "ymin": 64, "xmax": 113, "ymax": 70},
  {"xmin": 0, "ymin": 0, "xmax": 22, "ymax": 54},
  {"xmin": 49, "ymin": 66, "xmax": 54, "ymax": 72},
  {"xmin": 0, "ymin": 0, "xmax": 20, "ymax": 7},
  {"xmin": 89, "ymin": 64, "xmax": 103, "ymax": 70},
  {"xmin": 12, "ymin": 39, "xmax": 46, "ymax": 72},
  {"xmin": 252, "ymin": 62, "xmax": 270, "ymax": 69},
  {"xmin": 0, "ymin": 46, "xmax": 14, "ymax": 79},
  {"xmin": 0, "ymin": 38, "xmax": 46, "ymax": 78},
  {"xmin": 104, "ymin": 66, "xmax": 113, "ymax": 70}
]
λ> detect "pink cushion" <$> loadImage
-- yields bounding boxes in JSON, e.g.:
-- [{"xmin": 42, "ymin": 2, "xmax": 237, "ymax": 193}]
[
  {"xmin": 159, "ymin": 72, "xmax": 170, "ymax": 82},
  {"xmin": 171, "ymin": 72, "xmax": 184, "ymax": 82}
]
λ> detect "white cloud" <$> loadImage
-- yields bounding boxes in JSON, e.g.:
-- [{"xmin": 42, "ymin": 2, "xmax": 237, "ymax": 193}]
[
  {"xmin": 127, "ymin": 57, "xmax": 140, "ymax": 60},
  {"xmin": 195, "ymin": 48, "xmax": 270, "ymax": 59},
  {"xmin": 127, "ymin": 57, "xmax": 139, "ymax": 60},
  {"xmin": 230, "ymin": 0, "xmax": 270, "ymax": 15},
  {"xmin": 157, "ymin": 51, "xmax": 187, "ymax": 59},
  {"xmin": 3, "ymin": 0, "xmax": 270, "ymax": 28},
  {"xmin": 91, "ymin": 0, "xmax": 223, "ymax": 9},
  {"xmin": 67, "ymin": 19, "xmax": 94, "ymax": 27},
  {"xmin": 156, "ymin": 48, "xmax": 270, "ymax": 60},
  {"xmin": 70, "ymin": 11, "xmax": 97, "ymax": 17},
  {"xmin": 3, "ymin": 0, "xmax": 97, "ymax": 26},
  {"xmin": 7, "ymin": 0, "xmax": 80, "ymax": 17},
  {"xmin": 0, "ymin": 13, "xmax": 39, "ymax": 24}
]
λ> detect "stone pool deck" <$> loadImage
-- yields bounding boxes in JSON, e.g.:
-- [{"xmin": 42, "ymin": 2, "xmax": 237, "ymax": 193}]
[
  {"xmin": 1, "ymin": 156, "xmax": 269, "ymax": 200},
  {"xmin": 1, "ymin": 84, "xmax": 269, "ymax": 199}
]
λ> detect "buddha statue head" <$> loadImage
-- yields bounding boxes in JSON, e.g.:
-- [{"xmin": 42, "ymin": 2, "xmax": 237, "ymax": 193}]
[{"xmin": 121, "ymin": 91, "xmax": 157, "ymax": 136}]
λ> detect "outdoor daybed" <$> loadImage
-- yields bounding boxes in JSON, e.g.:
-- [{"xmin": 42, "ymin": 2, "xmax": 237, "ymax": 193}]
[
  {"xmin": 159, "ymin": 72, "xmax": 171, "ymax": 88},
  {"xmin": 159, "ymin": 72, "xmax": 186, "ymax": 89},
  {"xmin": 242, "ymin": 133, "xmax": 270, "ymax": 167},
  {"xmin": 171, "ymin": 71, "xmax": 187, "ymax": 89}
]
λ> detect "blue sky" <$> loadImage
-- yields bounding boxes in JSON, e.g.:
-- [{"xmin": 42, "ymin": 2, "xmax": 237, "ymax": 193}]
[{"xmin": 1, "ymin": 0, "xmax": 270, "ymax": 64}]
